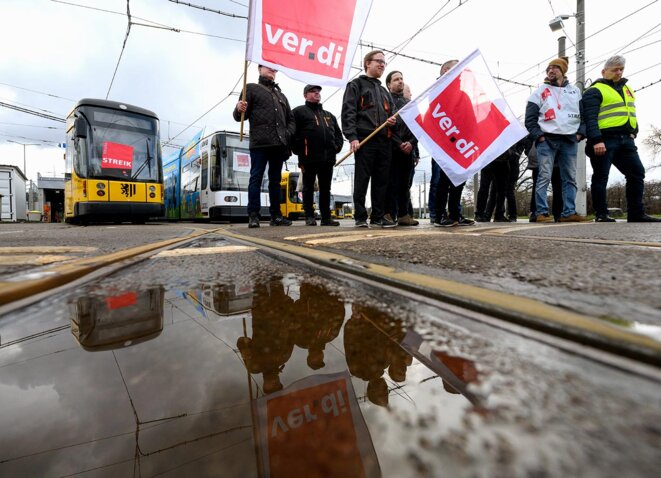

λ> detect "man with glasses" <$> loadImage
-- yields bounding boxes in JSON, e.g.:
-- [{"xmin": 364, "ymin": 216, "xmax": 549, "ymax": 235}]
[
  {"xmin": 341, "ymin": 50, "xmax": 398, "ymax": 228},
  {"xmin": 234, "ymin": 64, "xmax": 295, "ymax": 228},
  {"xmin": 525, "ymin": 58, "xmax": 587, "ymax": 223}
]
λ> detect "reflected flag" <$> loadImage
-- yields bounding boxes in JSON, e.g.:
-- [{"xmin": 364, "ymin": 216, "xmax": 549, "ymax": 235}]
[
  {"xmin": 398, "ymin": 49, "xmax": 527, "ymax": 186},
  {"xmin": 245, "ymin": 0, "xmax": 373, "ymax": 87}
]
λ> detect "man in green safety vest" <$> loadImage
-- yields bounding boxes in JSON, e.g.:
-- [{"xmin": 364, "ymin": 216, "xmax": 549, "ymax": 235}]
[{"xmin": 583, "ymin": 55, "xmax": 660, "ymax": 223}]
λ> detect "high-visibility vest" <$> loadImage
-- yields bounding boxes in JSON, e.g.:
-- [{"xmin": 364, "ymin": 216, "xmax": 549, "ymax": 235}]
[{"xmin": 590, "ymin": 82, "xmax": 637, "ymax": 130}]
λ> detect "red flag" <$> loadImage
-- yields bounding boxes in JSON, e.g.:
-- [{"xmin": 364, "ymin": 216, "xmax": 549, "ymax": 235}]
[{"xmin": 246, "ymin": 0, "xmax": 373, "ymax": 87}]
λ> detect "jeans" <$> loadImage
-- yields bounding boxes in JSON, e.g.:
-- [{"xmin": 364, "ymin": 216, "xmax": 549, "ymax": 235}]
[
  {"xmin": 428, "ymin": 159, "xmax": 441, "ymax": 219},
  {"xmin": 530, "ymin": 167, "xmax": 563, "ymax": 220},
  {"xmin": 589, "ymin": 135, "xmax": 645, "ymax": 218},
  {"xmin": 535, "ymin": 137, "xmax": 577, "ymax": 217},
  {"xmin": 248, "ymin": 146, "xmax": 288, "ymax": 217}
]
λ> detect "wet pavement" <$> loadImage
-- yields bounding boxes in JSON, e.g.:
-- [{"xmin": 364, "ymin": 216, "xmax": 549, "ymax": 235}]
[{"xmin": 1, "ymin": 232, "xmax": 660, "ymax": 477}]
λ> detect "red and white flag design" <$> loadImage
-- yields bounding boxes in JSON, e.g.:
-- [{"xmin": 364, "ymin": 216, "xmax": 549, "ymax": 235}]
[
  {"xmin": 398, "ymin": 50, "xmax": 527, "ymax": 186},
  {"xmin": 245, "ymin": 0, "xmax": 373, "ymax": 87}
]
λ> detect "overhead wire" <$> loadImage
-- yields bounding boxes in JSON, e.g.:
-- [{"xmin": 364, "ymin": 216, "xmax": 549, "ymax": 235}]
[
  {"xmin": 167, "ymin": 0, "xmax": 247, "ymax": 19},
  {"xmin": 106, "ymin": 0, "xmax": 132, "ymax": 99}
]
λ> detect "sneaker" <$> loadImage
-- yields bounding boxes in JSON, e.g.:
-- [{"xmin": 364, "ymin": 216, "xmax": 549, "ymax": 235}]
[
  {"xmin": 559, "ymin": 214, "xmax": 590, "ymax": 222},
  {"xmin": 305, "ymin": 216, "xmax": 317, "ymax": 226},
  {"xmin": 595, "ymin": 214, "xmax": 616, "ymax": 223},
  {"xmin": 628, "ymin": 214, "xmax": 661, "ymax": 223},
  {"xmin": 270, "ymin": 216, "xmax": 292, "ymax": 226},
  {"xmin": 355, "ymin": 220, "xmax": 369, "ymax": 228},
  {"xmin": 509, "ymin": 217, "xmax": 518, "ymax": 222},
  {"xmin": 429, "ymin": 216, "xmax": 436, "ymax": 224},
  {"xmin": 397, "ymin": 214, "xmax": 419, "ymax": 226},
  {"xmin": 383, "ymin": 213, "xmax": 395, "ymax": 223},
  {"xmin": 320, "ymin": 218, "xmax": 340, "ymax": 226},
  {"xmin": 433, "ymin": 217, "xmax": 458, "ymax": 227},
  {"xmin": 457, "ymin": 216, "xmax": 476, "ymax": 226},
  {"xmin": 248, "ymin": 213, "xmax": 260, "ymax": 228},
  {"xmin": 536, "ymin": 214, "xmax": 553, "ymax": 223},
  {"xmin": 492, "ymin": 216, "xmax": 509, "ymax": 222},
  {"xmin": 371, "ymin": 216, "xmax": 397, "ymax": 228},
  {"xmin": 475, "ymin": 215, "xmax": 490, "ymax": 223},
  {"xmin": 529, "ymin": 214, "xmax": 537, "ymax": 223}
]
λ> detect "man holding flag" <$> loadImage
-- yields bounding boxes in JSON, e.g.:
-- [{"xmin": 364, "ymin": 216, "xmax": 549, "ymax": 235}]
[
  {"xmin": 234, "ymin": 64, "xmax": 295, "ymax": 228},
  {"xmin": 341, "ymin": 50, "xmax": 398, "ymax": 228}
]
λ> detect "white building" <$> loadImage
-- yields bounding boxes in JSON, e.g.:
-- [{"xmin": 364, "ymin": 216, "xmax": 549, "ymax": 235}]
[{"xmin": 0, "ymin": 164, "xmax": 27, "ymax": 222}]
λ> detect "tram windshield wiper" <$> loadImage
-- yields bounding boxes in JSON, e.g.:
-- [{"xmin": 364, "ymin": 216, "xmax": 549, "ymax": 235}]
[{"xmin": 131, "ymin": 138, "xmax": 153, "ymax": 180}]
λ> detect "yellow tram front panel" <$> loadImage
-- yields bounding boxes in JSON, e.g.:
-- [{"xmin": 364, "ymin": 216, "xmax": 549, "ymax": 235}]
[{"xmin": 107, "ymin": 181, "xmax": 147, "ymax": 202}]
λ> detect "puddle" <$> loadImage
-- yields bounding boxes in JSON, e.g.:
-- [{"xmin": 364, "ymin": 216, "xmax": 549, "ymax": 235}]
[{"xmin": 0, "ymin": 274, "xmax": 480, "ymax": 477}]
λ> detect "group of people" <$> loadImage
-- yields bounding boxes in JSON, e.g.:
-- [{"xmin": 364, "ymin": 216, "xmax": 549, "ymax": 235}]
[{"xmin": 234, "ymin": 52, "xmax": 659, "ymax": 228}]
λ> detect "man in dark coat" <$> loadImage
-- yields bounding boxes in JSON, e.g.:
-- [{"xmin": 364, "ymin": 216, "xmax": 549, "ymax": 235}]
[
  {"xmin": 292, "ymin": 85, "xmax": 344, "ymax": 226},
  {"xmin": 234, "ymin": 64, "xmax": 295, "ymax": 228}
]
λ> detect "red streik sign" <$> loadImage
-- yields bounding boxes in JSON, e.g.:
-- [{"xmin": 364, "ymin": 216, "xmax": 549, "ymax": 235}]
[
  {"xmin": 102, "ymin": 142, "xmax": 134, "ymax": 170},
  {"xmin": 415, "ymin": 69, "xmax": 510, "ymax": 169},
  {"xmin": 261, "ymin": 0, "xmax": 357, "ymax": 80},
  {"xmin": 105, "ymin": 291, "xmax": 138, "ymax": 310}
]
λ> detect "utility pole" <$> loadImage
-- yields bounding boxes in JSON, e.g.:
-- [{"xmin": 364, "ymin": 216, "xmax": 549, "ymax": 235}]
[{"xmin": 576, "ymin": 0, "xmax": 587, "ymax": 215}]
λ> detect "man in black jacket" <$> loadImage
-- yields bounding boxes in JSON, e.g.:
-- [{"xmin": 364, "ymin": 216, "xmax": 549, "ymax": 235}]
[
  {"xmin": 341, "ymin": 50, "xmax": 398, "ymax": 228},
  {"xmin": 234, "ymin": 65, "xmax": 296, "ymax": 228},
  {"xmin": 292, "ymin": 85, "xmax": 344, "ymax": 226},
  {"xmin": 583, "ymin": 55, "xmax": 659, "ymax": 222},
  {"xmin": 385, "ymin": 70, "xmax": 419, "ymax": 226}
]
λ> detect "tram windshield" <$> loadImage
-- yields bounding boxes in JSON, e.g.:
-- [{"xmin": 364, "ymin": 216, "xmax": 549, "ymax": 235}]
[{"xmin": 75, "ymin": 106, "xmax": 161, "ymax": 182}]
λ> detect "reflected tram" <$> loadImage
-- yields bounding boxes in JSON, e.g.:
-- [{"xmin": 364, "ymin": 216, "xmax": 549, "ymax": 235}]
[{"xmin": 64, "ymin": 98, "xmax": 164, "ymax": 224}]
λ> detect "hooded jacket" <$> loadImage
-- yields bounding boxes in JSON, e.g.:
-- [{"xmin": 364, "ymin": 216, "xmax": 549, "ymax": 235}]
[{"xmin": 291, "ymin": 101, "xmax": 344, "ymax": 165}]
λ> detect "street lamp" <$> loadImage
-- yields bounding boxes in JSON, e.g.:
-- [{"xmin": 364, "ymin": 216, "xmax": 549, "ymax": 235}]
[{"xmin": 548, "ymin": 1, "xmax": 587, "ymax": 215}]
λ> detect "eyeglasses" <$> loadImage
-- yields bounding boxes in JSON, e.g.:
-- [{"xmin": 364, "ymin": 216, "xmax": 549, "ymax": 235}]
[{"xmin": 370, "ymin": 59, "xmax": 387, "ymax": 66}]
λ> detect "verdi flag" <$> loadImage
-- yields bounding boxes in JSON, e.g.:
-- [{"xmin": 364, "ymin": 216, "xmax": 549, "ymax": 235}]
[
  {"xmin": 245, "ymin": 0, "xmax": 373, "ymax": 87},
  {"xmin": 398, "ymin": 49, "xmax": 527, "ymax": 186}
]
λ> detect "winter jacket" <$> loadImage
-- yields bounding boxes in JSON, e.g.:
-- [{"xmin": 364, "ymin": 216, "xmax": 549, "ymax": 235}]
[
  {"xmin": 341, "ymin": 75, "xmax": 400, "ymax": 144},
  {"xmin": 525, "ymin": 78, "xmax": 586, "ymax": 142},
  {"xmin": 291, "ymin": 102, "xmax": 343, "ymax": 165},
  {"xmin": 233, "ymin": 76, "xmax": 295, "ymax": 150},
  {"xmin": 582, "ymin": 77, "xmax": 638, "ymax": 146},
  {"xmin": 391, "ymin": 92, "xmax": 418, "ymax": 148}
]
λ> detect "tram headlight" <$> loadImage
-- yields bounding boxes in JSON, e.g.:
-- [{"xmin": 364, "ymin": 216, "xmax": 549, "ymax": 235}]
[
  {"xmin": 149, "ymin": 186, "xmax": 156, "ymax": 192},
  {"xmin": 96, "ymin": 183, "xmax": 105, "ymax": 190}
]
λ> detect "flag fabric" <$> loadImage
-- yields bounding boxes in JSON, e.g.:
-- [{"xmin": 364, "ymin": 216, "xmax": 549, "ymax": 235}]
[
  {"xmin": 245, "ymin": 0, "xmax": 373, "ymax": 87},
  {"xmin": 398, "ymin": 49, "xmax": 527, "ymax": 186}
]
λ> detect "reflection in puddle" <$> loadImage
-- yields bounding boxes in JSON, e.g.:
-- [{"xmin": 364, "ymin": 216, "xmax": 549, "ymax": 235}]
[
  {"xmin": 70, "ymin": 287, "xmax": 164, "ymax": 350},
  {"xmin": 0, "ymin": 273, "xmax": 484, "ymax": 477}
]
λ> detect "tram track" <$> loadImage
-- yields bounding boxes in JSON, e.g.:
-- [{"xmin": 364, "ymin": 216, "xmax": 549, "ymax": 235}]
[{"xmin": 215, "ymin": 227, "xmax": 661, "ymax": 372}]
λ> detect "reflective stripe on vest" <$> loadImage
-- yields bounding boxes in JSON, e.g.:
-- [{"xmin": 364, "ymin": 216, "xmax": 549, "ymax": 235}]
[{"xmin": 590, "ymin": 82, "xmax": 637, "ymax": 129}]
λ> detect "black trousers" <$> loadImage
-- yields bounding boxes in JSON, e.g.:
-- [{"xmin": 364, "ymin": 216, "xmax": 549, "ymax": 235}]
[
  {"xmin": 353, "ymin": 136, "xmax": 392, "ymax": 222},
  {"xmin": 476, "ymin": 163, "xmax": 496, "ymax": 218},
  {"xmin": 386, "ymin": 149, "xmax": 415, "ymax": 218},
  {"xmin": 302, "ymin": 162, "xmax": 334, "ymax": 220},
  {"xmin": 435, "ymin": 169, "xmax": 465, "ymax": 221},
  {"xmin": 530, "ymin": 167, "xmax": 563, "ymax": 219}
]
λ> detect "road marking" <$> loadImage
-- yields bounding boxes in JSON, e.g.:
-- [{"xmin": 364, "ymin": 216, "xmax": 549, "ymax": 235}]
[
  {"xmin": 0, "ymin": 255, "xmax": 73, "ymax": 265},
  {"xmin": 154, "ymin": 245, "xmax": 257, "ymax": 257},
  {"xmin": 0, "ymin": 246, "xmax": 98, "ymax": 254}
]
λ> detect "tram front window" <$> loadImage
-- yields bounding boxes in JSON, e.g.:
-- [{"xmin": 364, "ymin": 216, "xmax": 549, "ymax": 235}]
[{"xmin": 77, "ymin": 107, "xmax": 160, "ymax": 182}]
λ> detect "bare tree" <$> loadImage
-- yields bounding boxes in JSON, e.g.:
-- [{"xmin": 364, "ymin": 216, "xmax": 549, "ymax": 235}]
[{"xmin": 642, "ymin": 124, "xmax": 661, "ymax": 169}]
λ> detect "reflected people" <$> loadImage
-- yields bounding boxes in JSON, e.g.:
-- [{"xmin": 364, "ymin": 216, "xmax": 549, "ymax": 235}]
[
  {"xmin": 433, "ymin": 351, "xmax": 479, "ymax": 395},
  {"xmin": 237, "ymin": 278, "xmax": 295, "ymax": 394},
  {"xmin": 344, "ymin": 304, "xmax": 412, "ymax": 407},
  {"xmin": 69, "ymin": 287, "xmax": 164, "ymax": 351},
  {"xmin": 290, "ymin": 282, "xmax": 345, "ymax": 371}
]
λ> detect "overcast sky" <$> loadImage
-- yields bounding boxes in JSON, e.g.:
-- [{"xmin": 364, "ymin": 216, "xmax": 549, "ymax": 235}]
[{"xmin": 1, "ymin": 0, "xmax": 660, "ymax": 195}]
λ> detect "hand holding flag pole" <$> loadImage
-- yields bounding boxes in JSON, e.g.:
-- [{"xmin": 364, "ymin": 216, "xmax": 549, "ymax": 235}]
[
  {"xmin": 239, "ymin": 60, "xmax": 249, "ymax": 141},
  {"xmin": 335, "ymin": 113, "xmax": 400, "ymax": 166}
]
